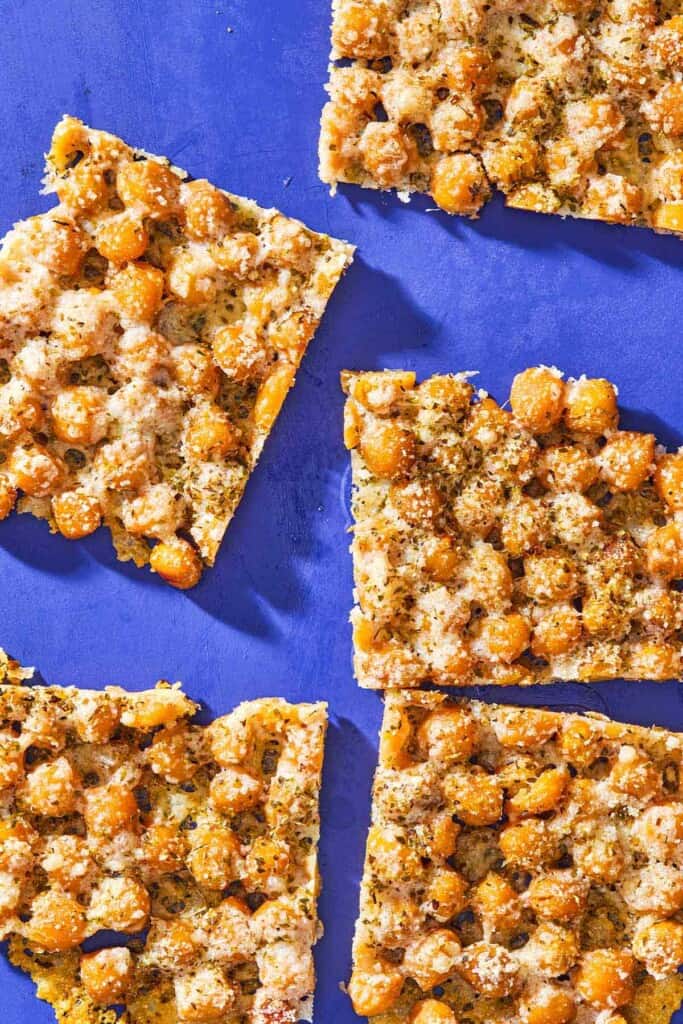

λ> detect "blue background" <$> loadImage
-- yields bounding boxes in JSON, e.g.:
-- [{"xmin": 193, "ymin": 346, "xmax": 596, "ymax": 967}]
[{"xmin": 1, "ymin": 2, "xmax": 683, "ymax": 1021}]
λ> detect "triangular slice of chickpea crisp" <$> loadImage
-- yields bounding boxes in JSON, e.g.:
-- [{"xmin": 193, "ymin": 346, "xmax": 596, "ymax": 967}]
[
  {"xmin": 0, "ymin": 664, "xmax": 327, "ymax": 1024},
  {"xmin": 343, "ymin": 366, "xmax": 683, "ymax": 688},
  {"xmin": 0, "ymin": 117, "xmax": 353, "ymax": 587},
  {"xmin": 349, "ymin": 689, "xmax": 683, "ymax": 1023}
]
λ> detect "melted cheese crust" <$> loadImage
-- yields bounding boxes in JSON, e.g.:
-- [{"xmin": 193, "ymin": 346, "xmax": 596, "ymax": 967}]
[
  {"xmin": 344, "ymin": 367, "xmax": 683, "ymax": 688},
  {"xmin": 0, "ymin": 672, "xmax": 326, "ymax": 1024},
  {"xmin": 320, "ymin": 0, "xmax": 683, "ymax": 235},
  {"xmin": 0, "ymin": 117, "xmax": 353, "ymax": 587},
  {"xmin": 349, "ymin": 689, "xmax": 683, "ymax": 1023}
]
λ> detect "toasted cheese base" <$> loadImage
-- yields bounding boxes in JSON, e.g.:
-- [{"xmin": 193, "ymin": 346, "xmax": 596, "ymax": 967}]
[
  {"xmin": 343, "ymin": 366, "xmax": 683, "ymax": 688},
  {"xmin": 0, "ymin": 669, "xmax": 326, "ymax": 1024},
  {"xmin": 320, "ymin": 0, "xmax": 683, "ymax": 236},
  {"xmin": 0, "ymin": 117, "xmax": 353, "ymax": 588},
  {"xmin": 349, "ymin": 689, "xmax": 683, "ymax": 1023}
]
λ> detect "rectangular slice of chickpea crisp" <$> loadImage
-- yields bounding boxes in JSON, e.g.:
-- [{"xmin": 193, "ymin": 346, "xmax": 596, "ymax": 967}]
[
  {"xmin": 343, "ymin": 366, "xmax": 683, "ymax": 688},
  {"xmin": 0, "ymin": 660, "xmax": 327, "ymax": 1024},
  {"xmin": 320, "ymin": 0, "xmax": 683, "ymax": 235},
  {"xmin": 0, "ymin": 117, "xmax": 353, "ymax": 588},
  {"xmin": 348, "ymin": 689, "xmax": 683, "ymax": 1023}
]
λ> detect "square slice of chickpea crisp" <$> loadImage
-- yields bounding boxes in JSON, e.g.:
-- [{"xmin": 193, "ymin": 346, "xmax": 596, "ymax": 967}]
[
  {"xmin": 0, "ymin": 117, "xmax": 353, "ymax": 588},
  {"xmin": 348, "ymin": 689, "xmax": 683, "ymax": 1024},
  {"xmin": 343, "ymin": 366, "xmax": 683, "ymax": 689},
  {"xmin": 0, "ymin": 661, "xmax": 327, "ymax": 1024},
  {"xmin": 320, "ymin": 0, "xmax": 683, "ymax": 236}
]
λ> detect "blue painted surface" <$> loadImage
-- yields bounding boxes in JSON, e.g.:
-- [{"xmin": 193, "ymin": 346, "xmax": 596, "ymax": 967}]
[{"xmin": 1, "ymin": 1, "xmax": 683, "ymax": 1020}]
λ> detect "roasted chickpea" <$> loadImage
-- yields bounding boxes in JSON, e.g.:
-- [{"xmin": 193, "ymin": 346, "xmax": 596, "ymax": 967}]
[
  {"xmin": 55, "ymin": 160, "xmax": 109, "ymax": 213},
  {"xmin": 599, "ymin": 431, "xmax": 655, "ymax": 491},
  {"xmin": 89, "ymin": 875, "xmax": 150, "ymax": 932},
  {"xmin": 499, "ymin": 818, "xmax": 558, "ymax": 869},
  {"xmin": 331, "ymin": 0, "xmax": 390, "ymax": 58},
  {"xmin": 632, "ymin": 920, "xmax": 683, "ymax": 978},
  {"xmin": 581, "ymin": 589, "xmax": 630, "ymax": 641},
  {"xmin": 575, "ymin": 948, "xmax": 635, "ymax": 1009},
  {"xmin": 366, "ymin": 824, "xmax": 421, "ymax": 879},
  {"xmin": 524, "ymin": 552, "xmax": 578, "ymax": 602},
  {"xmin": 424, "ymin": 535, "xmax": 460, "ymax": 581},
  {"xmin": 390, "ymin": 478, "xmax": 443, "ymax": 525},
  {"xmin": 472, "ymin": 872, "xmax": 523, "ymax": 931},
  {"xmin": 519, "ymin": 985, "xmax": 576, "ymax": 1024},
  {"xmin": 174, "ymin": 967, "xmax": 237, "ymax": 1022},
  {"xmin": 564, "ymin": 378, "xmax": 618, "ymax": 435},
  {"xmin": 111, "ymin": 261, "xmax": 165, "ymax": 321},
  {"xmin": 0, "ymin": 476, "xmax": 17, "ymax": 521},
  {"xmin": 466, "ymin": 397, "xmax": 512, "ymax": 448},
  {"xmin": 410, "ymin": 999, "xmax": 457, "ymax": 1024},
  {"xmin": 140, "ymin": 823, "xmax": 187, "ymax": 873},
  {"xmin": 467, "ymin": 543, "xmax": 513, "ymax": 610},
  {"xmin": 358, "ymin": 121, "xmax": 411, "ymax": 189},
  {"xmin": 474, "ymin": 612, "xmax": 530, "ymax": 664},
  {"xmin": 443, "ymin": 768, "xmax": 503, "ymax": 826},
  {"xmin": 646, "ymin": 523, "xmax": 683, "ymax": 579},
  {"xmin": 458, "ymin": 941, "xmax": 520, "ymax": 997},
  {"xmin": 537, "ymin": 445, "xmax": 598, "ymax": 492},
  {"xmin": 22, "ymin": 755, "xmax": 79, "ymax": 816},
  {"xmin": 527, "ymin": 922, "xmax": 579, "ymax": 977},
  {"xmin": 253, "ymin": 363, "xmax": 296, "ymax": 433},
  {"xmin": 528, "ymin": 871, "xmax": 588, "ymax": 921},
  {"xmin": 29, "ymin": 214, "xmax": 86, "ymax": 276},
  {"xmin": 182, "ymin": 179, "xmax": 234, "ymax": 240},
  {"xmin": 654, "ymin": 202, "xmax": 683, "ymax": 232},
  {"xmin": 41, "ymin": 835, "xmax": 93, "ymax": 891},
  {"xmin": 531, "ymin": 606, "xmax": 582, "ymax": 659},
  {"xmin": 51, "ymin": 386, "xmax": 108, "ymax": 446},
  {"xmin": 117, "ymin": 158, "xmax": 180, "ymax": 216},
  {"xmin": 425, "ymin": 868, "xmax": 468, "ymax": 922},
  {"xmin": 510, "ymin": 367, "xmax": 565, "ymax": 433},
  {"xmin": 170, "ymin": 343, "xmax": 221, "ymax": 395},
  {"xmin": 8, "ymin": 443, "xmax": 64, "ymax": 497},
  {"xmin": 403, "ymin": 928, "xmax": 462, "ymax": 990},
  {"xmin": 209, "ymin": 766, "xmax": 262, "ymax": 814},
  {"xmin": 185, "ymin": 403, "xmax": 239, "ymax": 460},
  {"xmin": 431, "ymin": 153, "xmax": 491, "ymax": 216},
  {"xmin": 26, "ymin": 890, "xmax": 88, "ymax": 951},
  {"xmin": 150, "ymin": 537, "xmax": 203, "ymax": 590},
  {"xmin": 95, "ymin": 211, "xmax": 149, "ymax": 263},
  {"xmin": 84, "ymin": 782, "xmax": 138, "ymax": 834},
  {"xmin": 81, "ymin": 947, "xmax": 134, "ymax": 1005},
  {"xmin": 348, "ymin": 964, "xmax": 403, "ymax": 1015},
  {"xmin": 609, "ymin": 745, "xmax": 661, "ymax": 800},
  {"xmin": 501, "ymin": 496, "xmax": 550, "ymax": 556},
  {"xmin": 148, "ymin": 724, "xmax": 200, "ymax": 784},
  {"xmin": 507, "ymin": 768, "xmax": 568, "ymax": 818},
  {"xmin": 645, "ymin": 82, "xmax": 683, "ymax": 135},
  {"xmin": 494, "ymin": 708, "xmax": 558, "ymax": 749},
  {"xmin": 559, "ymin": 717, "xmax": 602, "ymax": 767},
  {"xmin": 360, "ymin": 420, "xmax": 416, "ymax": 480},
  {"xmin": 654, "ymin": 452, "xmax": 683, "ymax": 510},
  {"xmin": 187, "ymin": 825, "xmax": 239, "ymax": 889},
  {"xmin": 417, "ymin": 705, "xmax": 479, "ymax": 763}
]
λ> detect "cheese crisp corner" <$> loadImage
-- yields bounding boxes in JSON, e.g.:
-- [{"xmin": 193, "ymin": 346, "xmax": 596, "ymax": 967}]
[
  {"xmin": 320, "ymin": 0, "xmax": 683, "ymax": 236},
  {"xmin": 349, "ymin": 690, "xmax": 683, "ymax": 1024},
  {"xmin": 0, "ymin": 117, "xmax": 353, "ymax": 588},
  {"xmin": 343, "ymin": 366, "xmax": 683, "ymax": 688},
  {"xmin": 0, "ymin": 668, "xmax": 327, "ymax": 1024}
]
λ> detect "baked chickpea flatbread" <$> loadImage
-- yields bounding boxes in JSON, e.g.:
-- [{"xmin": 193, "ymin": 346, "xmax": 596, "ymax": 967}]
[
  {"xmin": 348, "ymin": 689, "xmax": 683, "ymax": 1024},
  {"xmin": 0, "ymin": 117, "xmax": 353, "ymax": 587},
  {"xmin": 344, "ymin": 366, "xmax": 683, "ymax": 688},
  {"xmin": 0, "ymin": 666, "xmax": 326, "ymax": 1024},
  {"xmin": 321, "ymin": 0, "xmax": 683, "ymax": 235}
]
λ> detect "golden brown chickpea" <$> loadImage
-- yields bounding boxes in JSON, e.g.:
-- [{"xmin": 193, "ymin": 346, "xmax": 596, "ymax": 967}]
[
  {"xmin": 174, "ymin": 968, "xmax": 237, "ymax": 1021},
  {"xmin": 360, "ymin": 420, "xmax": 416, "ymax": 480},
  {"xmin": 410, "ymin": 999, "xmax": 457, "ymax": 1024},
  {"xmin": 455, "ymin": 476, "xmax": 504, "ymax": 538},
  {"xmin": 22, "ymin": 756, "xmax": 79, "ymax": 816},
  {"xmin": 646, "ymin": 82, "xmax": 683, "ymax": 135},
  {"xmin": 474, "ymin": 612, "xmax": 530, "ymax": 664},
  {"xmin": 117, "ymin": 158, "xmax": 180, "ymax": 216},
  {"xmin": 148, "ymin": 724, "xmax": 199, "ymax": 784},
  {"xmin": 501, "ymin": 496, "xmax": 550, "ymax": 556},
  {"xmin": 81, "ymin": 948, "xmax": 134, "ymax": 1005},
  {"xmin": 581, "ymin": 590, "xmax": 630, "ymax": 641},
  {"xmin": 0, "ymin": 476, "xmax": 17, "ymax": 521},
  {"xmin": 111, "ymin": 261, "xmax": 165, "ymax": 321},
  {"xmin": 423, "ymin": 535, "xmax": 460, "ymax": 582},
  {"xmin": 90, "ymin": 875, "xmax": 150, "ymax": 932},
  {"xmin": 55, "ymin": 160, "xmax": 109, "ymax": 213},
  {"xmin": 26, "ymin": 890, "xmax": 88, "ymax": 951},
  {"xmin": 425, "ymin": 868, "xmax": 468, "ymax": 922},
  {"xmin": 170, "ymin": 343, "xmax": 221, "ymax": 396},
  {"xmin": 654, "ymin": 202, "xmax": 683, "ymax": 233},
  {"xmin": 609, "ymin": 746, "xmax": 661, "ymax": 800},
  {"xmin": 510, "ymin": 367, "xmax": 566, "ymax": 434},
  {"xmin": 253, "ymin": 363, "xmax": 296, "ymax": 433},
  {"xmin": 51, "ymin": 386, "xmax": 108, "ymax": 446},
  {"xmin": 52, "ymin": 490, "xmax": 102, "ymax": 540},
  {"xmin": 140, "ymin": 823, "xmax": 187, "ymax": 874},
  {"xmin": 519, "ymin": 986, "xmax": 576, "ymax": 1024},
  {"xmin": 359, "ymin": 122, "xmax": 412, "ymax": 189},
  {"xmin": 528, "ymin": 871, "xmax": 588, "ymax": 921},
  {"xmin": 646, "ymin": 523, "xmax": 683, "ymax": 579},
  {"xmin": 41, "ymin": 835, "xmax": 93, "ymax": 892},
  {"xmin": 573, "ymin": 833, "xmax": 624, "ymax": 884},
  {"xmin": 467, "ymin": 543, "xmax": 513, "ymax": 610},
  {"xmin": 443, "ymin": 768, "xmax": 503, "ymax": 826},
  {"xmin": 212, "ymin": 230, "xmax": 261, "ymax": 276},
  {"xmin": 632, "ymin": 920, "xmax": 683, "ymax": 978},
  {"xmin": 243, "ymin": 834, "xmax": 290, "ymax": 889},
  {"xmin": 507, "ymin": 767, "xmax": 568, "ymax": 818},
  {"xmin": 403, "ymin": 928, "xmax": 462, "ymax": 990},
  {"xmin": 211, "ymin": 322, "xmax": 264, "ymax": 382},
  {"xmin": 524, "ymin": 552, "xmax": 578, "ymax": 602},
  {"xmin": 531, "ymin": 607, "xmax": 582, "ymax": 660},
  {"xmin": 95, "ymin": 211, "xmax": 149, "ymax": 263},
  {"xmin": 537, "ymin": 444, "xmax": 598, "ymax": 493},
  {"xmin": 31, "ymin": 215, "xmax": 86, "ymax": 276},
  {"xmin": 654, "ymin": 452, "xmax": 683, "ymax": 510},
  {"xmin": 150, "ymin": 537, "xmax": 203, "ymax": 590},
  {"xmin": 187, "ymin": 825, "xmax": 240, "ymax": 890},
  {"xmin": 528, "ymin": 922, "xmax": 579, "ymax": 977},
  {"xmin": 629, "ymin": 640, "xmax": 681, "ymax": 679},
  {"xmin": 559, "ymin": 717, "xmax": 602, "ymax": 767},
  {"xmin": 417, "ymin": 706, "xmax": 479, "ymax": 763},
  {"xmin": 465, "ymin": 397, "xmax": 512, "ymax": 448},
  {"xmin": 431, "ymin": 154, "xmax": 491, "ymax": 216},
  {"xmin": 84, "ymin": 782, "xmax": 138, "ymax": 835},
  {"xmin": 499, "ymin": 818, "xmax": 558, "ymax": 870},
  {"xmin": 147, "ymin": 917, "xmax": 200, "ymax": 970},
  {"xmin": 49, "ymin": 116, "xmax": 91, "ymax": 173},
  {"xmin": 599, "ymin": 431, "xmax": 655, "ymax": 492},
  {"xmin": 185, "ymin": 403, "xmax": 239, "ymax": 461},
  {"xmin": 8, "ymin": 444, "xmax": 64, "ymax": 498},
  {"xmin": 182, "ymin": 180, "xmax": 234, "ymax": 240},
  {"xmin": 390, "ymin": 478, "xmax": 443, "ymax": 525},
  {"xmin": 348, "ymin": 964, "xmax": 403, "ymax": 1015},
  {"xmin": 574, "ymin": 948, "xmax": 635, "ymax": 1009},
  {"xmin": 472, "ymin": 872, "xmax": 522, "ymax": 932},
  {"xmin": 564, "ymin": 378, "xmax": 618, "ymax": 435},
  {"xmin": 458, "ymin": 941, "xmax": 520, "ymax": 997},
  {"xmin": 494, "ymin": 708, "xmax": 558, "ymax": 749},
  {"xmin": 366, "ymin": 824, "xmax": 421, "ymax": 879},
  {"xmin": 209, "ymin": 766, "xmax": 262, "ymax": 814}
]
